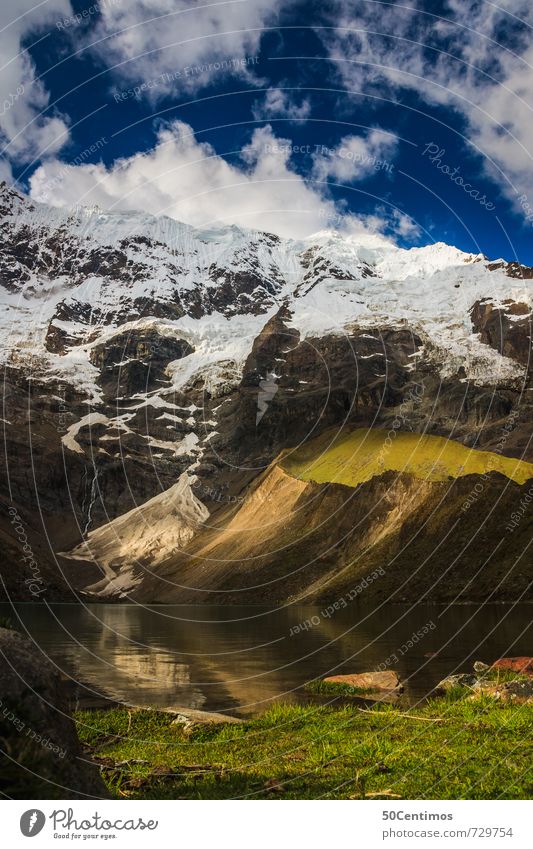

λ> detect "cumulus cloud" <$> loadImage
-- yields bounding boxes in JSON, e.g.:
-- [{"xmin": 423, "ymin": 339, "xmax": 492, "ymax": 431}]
[
  {"xmin": 29, "ymin": 118, "xmax": 407, "ymax": 241},
  {"xmin": 0, "ymin": 0, "xmax": 71, "ymax": 165},
  {"xmin": 319, "ymin": 0, "xmax": 533, "ymax": 208},
  {"xmin": 85, "ymin": 0, "xmax": 284, "ymax": 97},
  {"xmin": 252, "ymin": 88, "xmax": 312, "ymax": 123},
  {"xmin": 312, "ymin": 130, "xmax": 398, "ymax": 183}
]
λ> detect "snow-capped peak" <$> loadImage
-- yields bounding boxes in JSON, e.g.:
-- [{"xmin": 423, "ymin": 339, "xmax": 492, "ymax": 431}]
[{"xmin": 0, "ymin": 183, "xmax": 531, "ymax": 396}]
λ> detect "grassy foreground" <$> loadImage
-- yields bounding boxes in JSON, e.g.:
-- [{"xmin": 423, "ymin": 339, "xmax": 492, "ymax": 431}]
[{"xmin": 75, "ymin": 695, "xmax": 533, "ymax": 800}]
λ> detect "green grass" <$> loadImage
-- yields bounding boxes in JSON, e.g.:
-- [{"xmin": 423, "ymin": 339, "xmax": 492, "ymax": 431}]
[
  {"xmin": 481, "ymin": 668, "xmax": 531, "ymax": 684},
  {"xmin": 75, "ymin": 694, "xmax": 533, "ymax": 800},
  {"xmin": 304, "ymin": 679, "xmax": 380, "ymax": 697},
  {"xmin": 280, "ymin": 427, "xmax": 533, "ymax": 487}
]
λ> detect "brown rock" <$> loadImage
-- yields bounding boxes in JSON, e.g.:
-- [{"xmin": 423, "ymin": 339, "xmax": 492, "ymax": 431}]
[
  {"xmin": 324, "ymin": 670, "xmax": 402, "ymax": 691},
  {"xmin": 491, "ymin": 657, "xmax": 533, "ymax": 677}
]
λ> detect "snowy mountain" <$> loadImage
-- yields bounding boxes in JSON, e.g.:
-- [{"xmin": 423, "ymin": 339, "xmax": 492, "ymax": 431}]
[
  {"xmin": 1, "ymin": 182, "xmax": 532, "ymax": 603},
  {"xmin": 2, "ymin": 182, "xmax": 530, "ymax": 392}
]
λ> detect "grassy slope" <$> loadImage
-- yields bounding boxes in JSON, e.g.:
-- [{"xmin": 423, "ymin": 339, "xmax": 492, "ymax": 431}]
[
  {"xmin": 280, "ymin": 427, "xmax": 533, "ymax": 487},
  {"xmin": 76, "ymin": 696, "xmax": 533, "ymax": 800}
]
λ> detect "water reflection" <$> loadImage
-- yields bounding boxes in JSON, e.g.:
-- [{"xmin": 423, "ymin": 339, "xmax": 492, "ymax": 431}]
[{"xmin": 2, "ymin": 602, "xmax": 531, "ymax": 715}]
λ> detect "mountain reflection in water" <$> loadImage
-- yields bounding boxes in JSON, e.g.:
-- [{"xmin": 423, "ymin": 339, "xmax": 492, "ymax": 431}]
[{"xmin": 2, "ymin": 602, "xmax": 531, "ymax": 715}]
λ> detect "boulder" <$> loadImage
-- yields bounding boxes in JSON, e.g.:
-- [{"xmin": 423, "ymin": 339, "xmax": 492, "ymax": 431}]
[
  {"xmin": 498, "ymin": 680, "xmax": 533, "ymax": 702},
  {"xmin": 436, "ymin": 673, "xmax": 477, "ymax": 691},
  {"xmin": 470, "ymin": 679, "xmax": 533, "ymax": 704},
  {"xmin": 491, "ymin": 657, "xmax": 533, "ymax": 677},
  {"xmin": 323, "ymin": 670, "xmax": 402, "ymax": 692},
  {"xmin": 0, "ymin": 627, "xmax": 108, "ymax": 799},
  {"xmin": 436, "ymin": 662, "xmax": 533, "ymax": 703}
]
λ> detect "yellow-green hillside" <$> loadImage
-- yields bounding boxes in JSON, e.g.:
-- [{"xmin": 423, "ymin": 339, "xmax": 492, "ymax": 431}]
[{"xmin": 280, "ymin": 427, "xmax": 533, "ymax": 487}]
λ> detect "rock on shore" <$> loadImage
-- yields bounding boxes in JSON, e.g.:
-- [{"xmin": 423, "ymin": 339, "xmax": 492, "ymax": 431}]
[{"xmin": 0, "ymin": 626, "xmax": 108, "ymax": 798}]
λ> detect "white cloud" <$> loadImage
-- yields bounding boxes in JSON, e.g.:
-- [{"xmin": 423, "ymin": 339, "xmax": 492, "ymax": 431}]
[
  {"xmin": 319, "ymin": 0, "xmax": 533, "ymax": 208},
  {"xmin": 312, "ymin": 130, "xmax": 398, "ymax": 184},
  {"xmin": 381, "ymin": 207, "xmax": 421, "ymax": 241},
  {"xmin": 0, "ymin": 0, "xmax": 71, "ymax": 164},
  {"xmin": 0, "ymin": 157, "xmax": 13, "ymax": 183},
  {"xmin": 252, "ymin": 88, "xmax": 312, "ymax": 123},
  {"xmin": 29, "ymin": 118, "xmax": 406, "ymax": 241},
  {"xmin": 86, "ymin": 0, "xmax": 284, "ymax": 98}
]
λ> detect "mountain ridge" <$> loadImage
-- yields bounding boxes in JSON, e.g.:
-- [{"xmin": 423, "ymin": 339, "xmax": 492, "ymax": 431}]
[{"xmin": 0, "ymin": 182, "xmax": 531, "ymax": 603}]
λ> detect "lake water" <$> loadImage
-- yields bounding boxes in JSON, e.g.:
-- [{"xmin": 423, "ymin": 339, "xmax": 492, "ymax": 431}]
[{"xmin": 1, "ymin": 602, "xmax": 531, "ymax": 716}]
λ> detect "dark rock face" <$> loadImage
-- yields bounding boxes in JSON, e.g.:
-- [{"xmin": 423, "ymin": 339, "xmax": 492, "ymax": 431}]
[
  {"xmin": 298, "ymin": 244, "xmax": 375, "ymax": 289},
  {"xmin": 45, "ymin": 322, "xmax": 96, "ymax": 355},
  {"xmin": 209, "ymin": 308, "xmax": 425, "ymax": 477},
  {"xmin": 90, "ymin": 329, "xmax": 194, "ymax": 400},
  {"xmin": 470, "ymin": 298, "xmax": 532, "ymax": 367},
  {"xmin": 487, "ymin": 259, "xmax": 533, "ymax": 280},
  {"xmin": 0, "ymin": 627, "xmax": 108, "ymax": 798},
  {"xmin": 0, "ymin": 369, "xmax": 89, "ymax": 520},
  {"xmin": 45, "ymin": 300, "xmax": 188, "ymax": 355},
  {"xmin": 207, "ymin": 268, "xmax": 279, "ymax": 316},
  {"xmin": 0, "ymin": 505, "xmax": 77, "ymax": 603}
]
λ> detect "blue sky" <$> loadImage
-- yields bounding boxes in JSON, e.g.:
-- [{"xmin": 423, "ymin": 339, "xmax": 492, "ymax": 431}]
[{"xmin": 2, "ymin": 0, "xmax": 533, "ymax": 262}]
